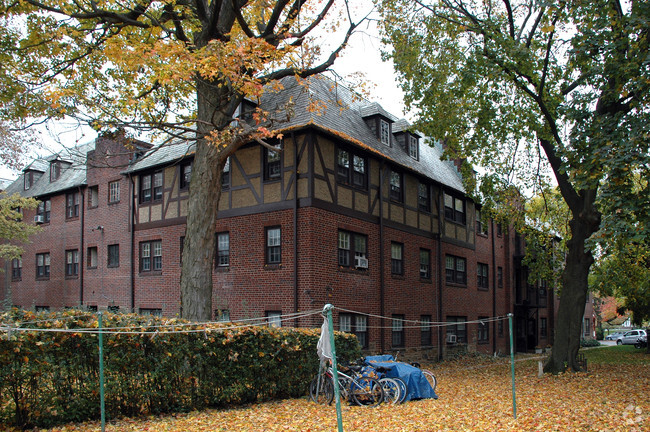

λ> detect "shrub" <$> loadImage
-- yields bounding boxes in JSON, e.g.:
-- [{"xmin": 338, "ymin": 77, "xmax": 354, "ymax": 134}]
[
  {"xmin": 580, "ymin": 338, "xmax": 601, "ymax": 347},
  {"xmin": 0, "ymin": 309, "xmax": 360, "ymax": 428}
]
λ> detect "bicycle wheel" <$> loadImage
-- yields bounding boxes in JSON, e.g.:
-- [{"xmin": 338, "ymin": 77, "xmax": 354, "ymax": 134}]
[
  {"xmin": 309, "ymin": 375, "xmax": 334, "ymax": 404},
  {"xmin": 337, "ymin": 374, "xmax": 352, "ymax": 402},
  {"xmin": 351, "ymin": 376, "xmax": 384, "ymax": 407},
  {"xmin": 393, "ymin": 377, "xmax": 408, "ymax": 403},
  {"xmin": 421, "ymin": 369, "xmax": 437, "ymax": 392},
  {"xmin": 378, "ymin": 377, "xmax": 401, "ymax": 404}
]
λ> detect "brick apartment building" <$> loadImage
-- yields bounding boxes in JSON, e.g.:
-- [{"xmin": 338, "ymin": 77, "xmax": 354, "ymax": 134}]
[{"xmin": 1, "ymin": 75, "xmax": 563, "ymax": 357}]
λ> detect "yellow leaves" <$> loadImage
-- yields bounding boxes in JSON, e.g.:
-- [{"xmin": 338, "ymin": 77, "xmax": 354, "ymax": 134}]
[{"xmin": 541, "ymin": 24, "xmax": 556, "ymax": 33}]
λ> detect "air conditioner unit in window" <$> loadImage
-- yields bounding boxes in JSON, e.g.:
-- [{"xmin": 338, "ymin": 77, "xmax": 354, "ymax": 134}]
[
  {"xmin": 446, "ymin": 334, "xmax": 457, "ymax": 344},
  {"xmin": 355, "ymin": 257, "xmax": 369, "ymax": 269},
  {"xmin": 34, "ymin": 215, "xmax": 44, "ymax": 224}
]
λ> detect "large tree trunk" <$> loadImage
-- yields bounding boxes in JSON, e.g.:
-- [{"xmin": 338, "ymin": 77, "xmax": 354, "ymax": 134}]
[
  {"xmin": 180, "ymin": 78, "xmax": 228, "ymax": 322},
  {"xmin": 545, "ymin": 192, "xmax": 601, "ymax": 373}
]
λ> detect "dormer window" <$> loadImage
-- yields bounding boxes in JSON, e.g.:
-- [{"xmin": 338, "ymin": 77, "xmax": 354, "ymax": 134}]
[
  {"xmin": 24, "ymin": 172, "xmax": 32, "ymax": 190},
  {"xmin": 50, "ymin": 161, "xmax": 61, "ymax": 182},
  {"xmin": 380, "ymin": 119, "xmax": 390, "ymax": 146},
  {"xmin": 408, "ymin": 135, "xmax": 419, "ymax": 160}
]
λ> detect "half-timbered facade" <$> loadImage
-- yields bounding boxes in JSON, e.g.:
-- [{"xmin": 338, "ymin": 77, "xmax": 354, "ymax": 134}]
[{"xmin": 1, "ymin": 76, "xmax": 560, "ymax": 357}]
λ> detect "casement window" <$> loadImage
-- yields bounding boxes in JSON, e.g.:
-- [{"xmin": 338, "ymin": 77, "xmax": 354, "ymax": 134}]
[
  {"xmin": 540, "ymin": 318, "xmax": 547, "ymax": 338},
  {"xmin": 339, "ymin": 313, "xmax": 368, "ymax": 349},
  {"xmin": 65, "ymin": 249, "xmax": 79, "ymax": 277},
  {"xmin": 380, "ymin": 119, "xmax": 390, "ymax": 145},
  {"xmin": 140, "ymin": 171, "xmax": 163, "ymax": 203},
  {"xmin": 222, "ymin": 157, "xmax": 230, "ymax": 189},
  {"xmin": 338, "ymin": 230, "xmax": 367, "ymax": 269},
  {"xmin": 478, "ymin": 316, "xmax": 489, "ymax": 343},
  {"xmin": 420, "ymin": 249, "xmax": 431, "ymax": 279},
  {"xmin": 215, "ymin": 309, "xmax": 230, "ymax": 322},
  {"xmin": 408, "ymin": 135, "xmax": 418, "ymax": 159},
  {"xmin": 336, "ymin": 148, "xmax": 367, "ymax": 189},
  {"xmin": 108, "ymin": 244, "xmax": 119, "ymax": 268},
  {"xmin": 88, "ymin": 186, "xmax": 99, "ymax": 208},
  {"xmin": 389, "ymin": 170, "xmax": 403, "ymax": 202},
  {"xmin": 140, "ymin": 240, "xmax": 162, "ymax": 272},
  {"xmin": 446, "ymin": 255, "xmax": 467, "ymax": 285},
  {"xmin": 180, "ymin": 161, "xmax": 192, "ymax": 190},
  {"xmin": 266, "ymin": 311, "xmax": 282, "ymax": 327},
  {"xmin": 109, "ymin": 181, "xmax": 120, "ymax": 203},
  {"xmin": 11, "ymin": 258, "xmax": 22, "ymax": 280},
  {"xmin": 421, "ymin": 315, "xmax": 432, "ymax": 347},
  {"xmin": 497, "ymin": 266, "xmax": 503, "ymax": 288},
  {"xmin": 391, "ymin": 314, "xmax": 405, "ymax": 348},
  {"xmin": 50, "ymin": 161, "xmax": 61, "ymax": 181},
  {"xmin": 476, "ymin": 209, "xmax": 488, "ymax": 235},
  {"xmin": 446, "ymin": 316, "xmax": 467, "ymax": 343},
  {"xmin": 139, "ymin": 308, "xmax": 162, "ymax": 316},
  {"xmin": 264, "ymin": 145, "xmax": 281, "ymax": 181},
  {"xmin": 418, "ymin": 182, "xmax": 430, "ymax": 212},
  {"xmin": 36, "ymin": 252, "xmax": 50, "ymax": 279},
  {"xmin": 87, "ymin": 247, "xmax": 98, "ymax": 268},
  {"xmin": 391, "ymin": 242, "xmax": 404, "ymax": 275},
  {"xmin": 477, "ymin": 263, "xmax": 489, "ymax": 290},
  {"xmin": 216, "ymin": 232, "xmax": 230, "ymax": 267},
  {"xmin": 66, "ymin": 192, "xmax": 79, "ymax": 219},
  {"xmin": 265, "ymin": 227, "xmax": 281, "ymax": 264},
  {"xmin": 539, "ymin": 280, "xmax": 548, "ymax": 307},
  {"xmin": 444, "ymin": 193, "xmax": 466, "ymax": 224},
  {"xmin": 36, "ymin": 199, "xmax": 51, "ymax": 223}
]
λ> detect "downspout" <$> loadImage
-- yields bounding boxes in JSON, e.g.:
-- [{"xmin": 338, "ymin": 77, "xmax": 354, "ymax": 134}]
[
  {"xmin": 491, "ymin": 218, "xmax": 497, "ymax": 354},
  {"xmin": 79, "ymin": 186, "xmax": 85, "ymax": 307},
  {"xmin": 129, "ymin": 174, "xmax": 135, "ymax": 312},
  {"xmin": 379, "ymin": 161, "xmax": 385, "ymax": 353},
  {"xmin": 437, "ymin": 191, "xmax": 444, "ymax": 361},
  {"xmin": 292, "ymin": 132, "xmax": 299, "ymax": 324}
]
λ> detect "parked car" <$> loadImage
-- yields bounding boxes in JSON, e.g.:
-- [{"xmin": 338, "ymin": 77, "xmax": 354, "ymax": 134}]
[
  {"xmin": 605, "ymin": 332, "xmax": 624, "ymax": 341},
  {"xmin": 634, "ymin": 334, "xmax": 647, "ymax": 349},
  {"xmin": 617, "ymin": 329, "xmax": 647, "ymax": 345}
]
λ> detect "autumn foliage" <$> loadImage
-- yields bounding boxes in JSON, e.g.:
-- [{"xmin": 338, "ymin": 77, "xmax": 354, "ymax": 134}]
[{"xmin": 0, "ymin": 309, "xmax": 361, "ymax": 428}]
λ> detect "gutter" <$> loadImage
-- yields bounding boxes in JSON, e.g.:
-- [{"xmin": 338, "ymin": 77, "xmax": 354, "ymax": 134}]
[
  {"xmin": 79, "ymin": 185, "xmax": 85, "ymax": 306},
  {"xmin": 129, "ymin": 174, "xmax": 135, "ymax": 312},
  {"xmin": 379, "ymin": 161, "xmax": 385, "ymax": 353}
]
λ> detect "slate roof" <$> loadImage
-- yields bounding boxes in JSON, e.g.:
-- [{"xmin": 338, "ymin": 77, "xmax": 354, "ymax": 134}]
[
  {"xmin": 3, "ymin": 142, "xmax": 95, "ymax": 198},
  {"xmin": 128, "ymin": 75, "xmax": 465, "ymax": 194}
]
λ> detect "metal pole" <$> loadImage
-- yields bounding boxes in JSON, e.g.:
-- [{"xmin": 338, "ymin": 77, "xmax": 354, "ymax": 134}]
[
  {"xmin": 324, "ymin": 304, "xmax": 344, "ymax": 432},
  {"xmin": 98, "ymin": 312, "xmax": 106, "ymax": 432},
  {"xmin": 507, "ymin": 313, "xmax": 517, "ymax": 419}
]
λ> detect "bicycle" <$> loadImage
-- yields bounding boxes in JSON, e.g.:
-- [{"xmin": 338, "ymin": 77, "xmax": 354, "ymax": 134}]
[
  {"xmin": 309, "ymin": 364, "xmax": 384, "ymax": 407},
  {"xmin": 408, "ymin": 361, "xmax": 437, "ymax": 393}
]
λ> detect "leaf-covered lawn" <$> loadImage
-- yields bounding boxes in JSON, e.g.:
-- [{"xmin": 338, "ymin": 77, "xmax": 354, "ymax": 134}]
[{"xmin": 31, "ymin": 346, "xmax": 650, "ymax": 431}]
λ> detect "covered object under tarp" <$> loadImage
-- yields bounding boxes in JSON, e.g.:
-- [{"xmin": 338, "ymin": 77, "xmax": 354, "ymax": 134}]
[{"xmin": 364, "ymin": 355, "xmax": 438, "ymax": 401}]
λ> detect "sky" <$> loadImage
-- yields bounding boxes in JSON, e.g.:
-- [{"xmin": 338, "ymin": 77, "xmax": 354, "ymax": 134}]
[{"xmin": 0, "ymin": 1, "xmax": 407, "ymax": 182}]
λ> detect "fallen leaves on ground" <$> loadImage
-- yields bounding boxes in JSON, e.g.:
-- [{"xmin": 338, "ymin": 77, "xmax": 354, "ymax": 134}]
[{"xmin": 33, "ymin": 348, "xmax": 650, "ymax": 431}]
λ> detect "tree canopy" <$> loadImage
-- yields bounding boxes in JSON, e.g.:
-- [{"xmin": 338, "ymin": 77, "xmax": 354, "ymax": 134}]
[
  {"xmin": 378, "ymin": 0, "xmax": 649, "ymax": 372},
  {"xmin": 1, "ymin": 0, "xmax": 368, "ymax": 320}
]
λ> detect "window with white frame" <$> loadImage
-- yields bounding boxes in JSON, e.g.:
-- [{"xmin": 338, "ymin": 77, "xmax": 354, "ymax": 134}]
[
  {"xmin": 444, "ymin": 193, "xmax": 466, "ymax": 224},
  {"xmin": 391, "ymin": 242, "xmax": 404, "ymax": 275},
  {"xmin": 66, "ymin": 192, "xmax": 79, "ymax": 218},
  {"xmin": 216, "ymin": 232, "xmax": 230, "ymax": 267},
  {"xmin": 339, "ymin": 313, "xmax": 368, "ymax": 348},
  {"xmin": 65, "ymin": 249, "xmax": 79, "ymax": 276},
  {"xmin": 392, "ymin": 315, "xmax": 405, "ymax": 347},
  {"xmin": 380, "ymin": 119, "xmax": 390, "ymax": 145},
  {"xmin": 420, "ymin": 249, "xmax": 431, "ymax": 279},
  {"xmin": 446, "ymin": 255, "xmax": 467, "ymax": 285},
  {"xmin": 266, "ymin": 311, "xmax": 282, "ymax": 327},
  {"xmin": 338, "ymin": 230, "xmax": 367, "ymax": 269},
  {"xmin": 408, "ymin": 135, "xmax": 418, "ymax": 159},
  {"xmin": 265, "ymin": 227, "xmax": 281, "ymax": 264},
  {"xmin": 36, "ymin": 252, "xmax": 50, "ymax": 279},
  {"xmin": 109, "ymin": 181, "xmax": 120, "ymax": 203},
  {"xmin": 477, "ymin": 263, "xmax": 489, "ymax": 290},
  {"xmin": 140, "ymin": 240, "xmax": 162, "ymax": 272}
]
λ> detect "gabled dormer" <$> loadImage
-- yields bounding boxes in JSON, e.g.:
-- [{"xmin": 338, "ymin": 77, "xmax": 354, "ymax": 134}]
[
  {"xmin": 49, "ymin": 158, "xmax": 72, "ymax": 182},
  {"xmin": 233, "ymin": 98, "xmax": 258, "ymax": 125},
  {"xmin": 393, "ymin": 119, "xmax": 421, "ymax": 161},
  {"xmin": 22, "ymin": 161, "xmax": 46, "ymax": 190},
  {"xmin": 360, "ymin": 102, "xmax": 394, "ymax": 146}
]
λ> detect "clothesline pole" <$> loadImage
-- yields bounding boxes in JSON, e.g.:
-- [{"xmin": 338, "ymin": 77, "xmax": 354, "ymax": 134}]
[
  {"xmin": 324, "ymin": 304, "xmax": 344, "ymax": 432},
  {"xmin": 508, "ymin": 313, "xmax": 517, "ymax": 419}
]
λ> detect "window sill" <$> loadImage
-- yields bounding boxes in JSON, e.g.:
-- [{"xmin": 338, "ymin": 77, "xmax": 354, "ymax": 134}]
[
  {"xmin": 108, "ymin": 200, "xmax": 121, "ymax": 205},
  {"xmin": 478, "ymin": 340, "xmax": 489, "ymax": 345},
  {"xmin": 478, "ymin": 287, "xmax": 489, "ymax": 291},
  {"xmin": 139, "ymin": 271, "xmax": 162, "ymax": 277},
  {"xmin": 36, "ymin": 277, "xmax": 50, "ymax": 281},
  {"xmin": 477, "ymin": 232, "xmax": 488, "ymax": 238},
  {"xmin": 215, "ymin": 266, "xmax": 230, "ymax": 273},
  {"xmin": 65, "ymin": 216, "xmax": 80, "ymax": 221},
  {"xmin": 65, "ymin": 275, "xmax": 79, "ymax": 280},
  {"xmin": 107, "ymin": 265, "xmax": 120, "ymax": 269},
  {"xmin": 337, "ymin": 266, "xmax": 369, "ymax": 275},
  {"xmin": 391, "ymin": 274, "xmax": 405, "ymax": 280},
  {"xmin": 444, "ymin": 218, "xmax": 466, "ymax": 227},
  {"xmin": 419, "ymin": 278, "xmax": 433, "ymax": 284},
  {"xmin": 11, "ymin": 278, "xmax": 22, "ymax": 282},
  {"xmin": 264, "ymin": 264, "xmax": 282, "ymax": 270},
  {"xmin": 446, "ymin": 282, "xmax": 467, "ymax": 288}
]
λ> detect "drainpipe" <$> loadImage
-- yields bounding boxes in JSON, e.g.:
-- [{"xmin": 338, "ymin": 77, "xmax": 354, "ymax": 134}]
[
  {"xmin": 491, "ymin": 218, "xmax": 497, "ymax": 354},
  {"xmin": 129, "ymin": 174, "xmax": 135, "ymax": 312},
  {"xmin": 292, "ymin": 132, "xmax": 299, "ymax": 324},
  {"xmin": 379, "ymin": 161, "xmax": 385, "ymax": 353},
  {"xmin": 79, "ymin": 186, "xmax": 85, "ymax": 307},
  {"xmin": 436, "ymin": 191, "xmax": 444, "ymax": 361}
]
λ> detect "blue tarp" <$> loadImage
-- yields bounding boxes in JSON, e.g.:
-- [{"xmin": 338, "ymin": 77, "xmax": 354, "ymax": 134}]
[{"xmin": 364, "ymin": 355, "xmax": 438, "ymax": 401}]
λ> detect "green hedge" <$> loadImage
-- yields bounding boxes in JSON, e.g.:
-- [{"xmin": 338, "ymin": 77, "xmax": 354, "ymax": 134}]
[{"xmin": 0, "ymin": 309, "xmax": 361, "ymax": 428}]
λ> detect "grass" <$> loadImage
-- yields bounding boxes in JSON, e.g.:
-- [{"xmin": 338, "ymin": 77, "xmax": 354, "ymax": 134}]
[{"xmin": 11, "ymin": 345, "xmax": 650, "ymax": 432}]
